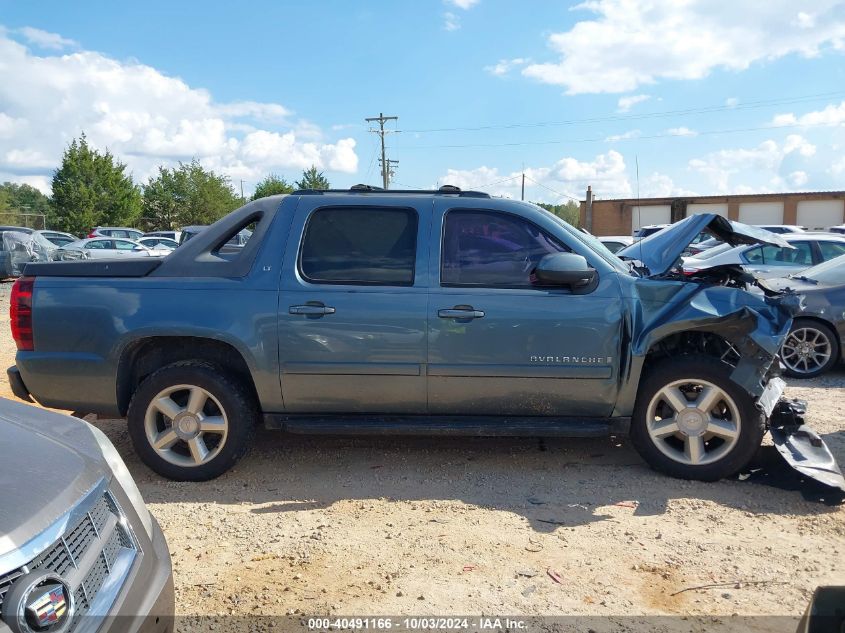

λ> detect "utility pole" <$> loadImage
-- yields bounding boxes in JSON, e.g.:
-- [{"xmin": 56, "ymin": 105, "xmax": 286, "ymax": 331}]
[
  {"xmin": 521, "ymin": 172, "xmax": 525, "ymax": 201},
  {"xmin": 240, "ymin": 180, "xmax": 245, "ymax": 204},
  {"xmin": 365, "ymin": 113, "xmax": 399, "ymax": 189},
  {"xmin": 585, "ymin": 185, "xmax": 593, "ymax": 233}
]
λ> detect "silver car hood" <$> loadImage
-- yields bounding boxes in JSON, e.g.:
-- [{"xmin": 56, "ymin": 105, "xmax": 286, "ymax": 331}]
[
  {"xmin": 617, "ymin": 213, "xmax": 792, "ymax": 277},
  {"xmin": 0, "ymin": 399, "xmax": 108, "ymax": 563}
]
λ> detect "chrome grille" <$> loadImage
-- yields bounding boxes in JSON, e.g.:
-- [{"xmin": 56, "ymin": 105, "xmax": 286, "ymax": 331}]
[{"xmin": 0, "ymin": 490, "xmax": 137, "ymax": 626}]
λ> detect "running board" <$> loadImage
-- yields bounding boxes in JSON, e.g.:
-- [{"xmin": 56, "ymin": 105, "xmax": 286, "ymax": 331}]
[{"xmin": 263, "ymin": 414, "xmax": 630, "ymax": 437}]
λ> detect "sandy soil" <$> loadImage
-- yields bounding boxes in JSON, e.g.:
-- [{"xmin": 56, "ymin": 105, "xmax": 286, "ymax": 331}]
[{"xmin": 0, "ymin": 281, "xmax": 842, "ymax": 623}]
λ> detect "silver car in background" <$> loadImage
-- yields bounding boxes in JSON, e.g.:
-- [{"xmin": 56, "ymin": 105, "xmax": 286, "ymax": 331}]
[
  {"xmin": 682, "ymin": 233, "xmax": 845, "ymax": 278},
  {"xmin": 0, "ymin": 398, "xmax": 173, "ymax": 633},
  {"xmin": 56, "ymin": 238, "xmax": 171, "ymax": 261}
]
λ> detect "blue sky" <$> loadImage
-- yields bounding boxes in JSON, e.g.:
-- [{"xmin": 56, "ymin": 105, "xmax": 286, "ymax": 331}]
[{"xmin": 1, "ymin": 0, "xmax": 845, "ymax": 202}]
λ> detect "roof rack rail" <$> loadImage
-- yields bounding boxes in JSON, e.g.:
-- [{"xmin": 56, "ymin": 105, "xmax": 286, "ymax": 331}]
[{"xmin": 291, "ymin": 185, "xmax": 491, "ymax": 198}]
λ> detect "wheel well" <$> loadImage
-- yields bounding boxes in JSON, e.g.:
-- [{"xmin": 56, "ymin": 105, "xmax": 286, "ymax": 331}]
[
  {"xmin": 791, "ymin": 315, "xmax": 840, "ymax": 342},
  {"xmin": 116, "ymin": 337, "xmax": 257, "ymax": 415},
  {"xmin": 643, "ymin": 331, "xmax": 740, "ymax": 372}
]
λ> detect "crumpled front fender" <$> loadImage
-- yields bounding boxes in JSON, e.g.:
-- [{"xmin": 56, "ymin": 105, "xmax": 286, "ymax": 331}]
[{"xmin": 629, "ymin": 280, "xmax": 799, "ymax": 398}]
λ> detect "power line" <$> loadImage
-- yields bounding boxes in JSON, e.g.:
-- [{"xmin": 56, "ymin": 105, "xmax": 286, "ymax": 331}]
[
  {"xmin": 395, "ymin": 119, "xmax": 843, "ymax": 150},
  {"xmin": 399, "ymin": 90, "xmax": 845, "ymax": 134},
  {"xmin": 523, "ymin": 175, "xmax": 580, "ymax": 202},
  {"xmin": 365, "ymin": 113, "xmax": 399, "ymax": 188}
]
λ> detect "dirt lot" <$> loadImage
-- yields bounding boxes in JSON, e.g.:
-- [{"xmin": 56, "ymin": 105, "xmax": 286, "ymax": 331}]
[{"xmin": 0, "ymin": 282, "xmax": 843, "ymax": 625}]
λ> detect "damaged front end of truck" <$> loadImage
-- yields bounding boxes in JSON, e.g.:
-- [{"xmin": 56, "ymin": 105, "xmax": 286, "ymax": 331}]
[{"xmin": 617, "ymin": 214, "xmax": 845, "ymax": 492}]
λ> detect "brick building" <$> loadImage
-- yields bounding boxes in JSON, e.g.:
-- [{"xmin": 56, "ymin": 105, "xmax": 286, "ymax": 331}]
[{"xmin": 579, "ymin": 191, "xmax": 845, "ymax": 236}]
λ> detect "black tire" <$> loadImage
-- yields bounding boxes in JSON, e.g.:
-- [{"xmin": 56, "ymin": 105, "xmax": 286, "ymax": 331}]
[
  {"xmin": 781, "ymin": 319, "xmax": 840, "ymax": 379},
  {"xmin": 630, "ymin": 356, "xmax": 765, "ymax": 481},
  {"xmin": 127, "ymin": 361, "xmax": 258, "ymax": 481}
]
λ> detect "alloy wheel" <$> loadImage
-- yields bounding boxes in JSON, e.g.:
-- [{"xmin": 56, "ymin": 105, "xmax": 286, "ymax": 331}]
[
  {"xmin": 782, "ymin": 327, "xmax": 832, "ymax": 375},
  {"xmin": 144, "ymin": 384, "xmax": 228, "ymax": 467},
  {"xmin": 645, "ymin": 379, "xmax": 741, "ymax": 466}
]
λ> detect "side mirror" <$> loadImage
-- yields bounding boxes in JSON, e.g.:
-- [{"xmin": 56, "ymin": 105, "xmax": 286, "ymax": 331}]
[{"xmin": 534, "ymin": 252, "xmax": 597, "ymax": 288}]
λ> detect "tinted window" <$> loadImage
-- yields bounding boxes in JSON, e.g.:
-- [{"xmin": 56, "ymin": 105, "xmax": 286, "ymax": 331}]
[
  {"xmin": 818, "ymin": 241, "xmax": 845, "ymax": 261},
  {"xmin": 300, "ymin": 207, "xmax": 417, "ymax": 285},
  {"xmin": 441, "ymin": 210, "xmax": 567, "ymax": 287},
  {"xmin": 86, "ymin": 240, "xmax": 110, "ymax": 249}
]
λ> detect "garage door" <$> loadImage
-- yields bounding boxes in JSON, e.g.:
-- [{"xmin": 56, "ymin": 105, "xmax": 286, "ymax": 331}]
[
  {"xmin": 797, "ymin": 200, "xmax": 844, "ymax": 230},
  {"xmin": 687, "ymin": 203, "xmax": 728, "ymax": 218},
  {"xmin": 632, "ymin": 205, "xmax": 671, "ymax": 231},
  {"xmin": 738, "ymin": 202, "xmax": 783, "ymax": 225}
]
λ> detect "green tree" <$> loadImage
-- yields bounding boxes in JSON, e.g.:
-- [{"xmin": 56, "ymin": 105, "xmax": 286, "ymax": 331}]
[
  {"xmin": 251, "ymin": 174, "xmax": 294, "ymax": 200},
  {"xmin": 142, "ymin": 159, "xmax": 240, "ymax": 229},
  {"xmin": 0, "ymin": 182, "xmax": 51, "ymax": 220},
  {"xmin": 50, "ymin": 134, "xmax": 141, "ymax": 234},
  {"xmin": 535, "ymin": 200, "xmax": 580, "ymax": 227},
  {"xmin": 294, "ymin": 165, "xmax": 330, "ymax": 190}
]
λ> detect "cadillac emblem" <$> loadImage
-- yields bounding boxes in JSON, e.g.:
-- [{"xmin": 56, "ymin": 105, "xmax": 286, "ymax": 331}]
[{"xmin": 2, "ymin": 572, "xmax": 74, "ymax": 633}]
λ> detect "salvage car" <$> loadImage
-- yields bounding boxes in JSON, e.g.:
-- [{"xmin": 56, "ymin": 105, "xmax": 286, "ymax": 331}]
[
  {"xmin": 682, "ymin": 233, "xmax": 845, "ymax": 279},
  {"xmin": 7, "ymin": 188, "xmax": 845, "ymax": 491},
  {"xmin": 762, "ymin": 254, "xmax": 845, "ymax": 378},
  {"xmin": 0, "ymin": 397, "xmax": 173, "ymax": 632},
  {"xmin": 56, "ymin": 238, "xmax": 170, "ymax": 261},
  {"xmin": 597, "ymin": 235, "xmax": 634, "ymax": 253}
]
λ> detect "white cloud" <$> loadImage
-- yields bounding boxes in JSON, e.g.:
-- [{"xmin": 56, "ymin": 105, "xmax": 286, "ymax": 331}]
[
  {"xmin": 605, "ymin": 129, "xmax": 641, "ymax": 142},
  {"xmin": 773, "ymin": 100, "xmax": 845, "ymax": 127},
  {"xmin": 689, "ymin": 134, "xmax": 816, "ymax": 192},
  {"xmin": 666, "ymin": 126, "xmax": 697, "ymax": 137},
  {"xmin": 443, "ymin": 12, "xmax": 462, "ymax": 31},
  {"xmin": 617, "ymin": 94, "xmax": 650, "ymax": 112},
  {"xmin": 484, "ymin": 58, "xmax": 530, "ymax": 76},
  {"xmin": 17, "ymin": 26, "xmax": 77, "ymax": 50},
  {"xmin": 789, "ymin": 170, "xmax": 809, "ymax": 186},
  {"xmin": 0, "ymin": 31, "xmax": 359, "ymax": 192},
  {"xmin": 445, "ymin": 0, "xmax": 480, "ymax": 9},
  {"xmin": 437, "ymin": 150, "xmax": 632, "ymax": 202},
  {"xmin": 520, "ymin": 0, "xmax": 845, "ymax": 94}
]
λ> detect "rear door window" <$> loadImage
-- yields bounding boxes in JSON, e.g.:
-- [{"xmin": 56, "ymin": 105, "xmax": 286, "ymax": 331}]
[
  {"xmin": 299, "ymin": 207, "xmax": 418, "ymax": 285},
  {"xmin": 86, "ymin": 240, "xmax": 111, "ymax": 249},
  {"xmin": 817, "ymin": 241, "xmax": 845, "ymax": 262}
]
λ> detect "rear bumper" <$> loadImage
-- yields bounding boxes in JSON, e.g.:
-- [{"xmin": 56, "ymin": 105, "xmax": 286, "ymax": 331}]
[{"xmin": 6, "ymin": 365, "xmax": 33, "ymax": 402}]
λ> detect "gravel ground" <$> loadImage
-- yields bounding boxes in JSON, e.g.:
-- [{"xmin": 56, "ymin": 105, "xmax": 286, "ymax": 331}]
[{"xmin": 0, "ymin": 280, "xmax": 843, "ymax": 623}]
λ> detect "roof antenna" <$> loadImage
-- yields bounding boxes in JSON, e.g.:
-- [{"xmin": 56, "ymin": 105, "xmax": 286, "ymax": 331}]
[{"xmin": 636, "ymin": 154, "xmax": 644, "ymax": 271}]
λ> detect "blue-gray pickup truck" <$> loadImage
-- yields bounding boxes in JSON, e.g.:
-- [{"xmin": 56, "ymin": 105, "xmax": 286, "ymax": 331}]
[{"xmin": 7, "ymin": 187, "xmax": 845, "ymax": 489}]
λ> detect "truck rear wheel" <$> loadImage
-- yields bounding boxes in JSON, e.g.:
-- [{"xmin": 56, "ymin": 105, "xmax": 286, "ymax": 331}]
[
  {"xmin": 127, "ymin": 361, "xmax": 258, "ymax": 481},
  {"xmin": 630, "ymin": 356, "xmax": 765, "ymax": 481}
]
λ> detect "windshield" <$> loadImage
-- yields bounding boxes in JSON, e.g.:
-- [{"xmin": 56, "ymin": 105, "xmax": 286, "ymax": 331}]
[
  {"xmin": 795, "ymin": 254, "xmax": 845, "ymax": 285},
  {"xmin": 538, "ymin": 207, "xmax": 630, "ymax": 274}
]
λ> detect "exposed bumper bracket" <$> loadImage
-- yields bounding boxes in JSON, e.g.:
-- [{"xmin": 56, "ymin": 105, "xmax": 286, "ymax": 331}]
[{"xmin": 770, "ymin": 398, "xmax": 845, "ymax": 493}]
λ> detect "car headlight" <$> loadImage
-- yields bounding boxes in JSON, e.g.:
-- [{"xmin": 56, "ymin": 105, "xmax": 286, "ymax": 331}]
[{"xmin": 86, "ymin": 423, "xmax": 154, "ymax": 539}]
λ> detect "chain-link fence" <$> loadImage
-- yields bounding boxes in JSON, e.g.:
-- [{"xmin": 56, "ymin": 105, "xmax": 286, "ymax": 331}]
[{"xmin": 0, "ymin": 213, "xmax": 46, "ymax": 230}]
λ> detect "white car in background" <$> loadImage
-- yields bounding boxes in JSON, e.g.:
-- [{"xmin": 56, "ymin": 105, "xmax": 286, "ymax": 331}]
[
  {"xmin": 598, "ymin": 235, "xmax": 635, "ymax": 253},
  {"xmin": 57, "ymin": 237, "xmax": 172, "ymax": 260},
  {"xmin": 138, "ymin": 236, "xmax": 179, "ymax": 251},
  {"xmin": 682, "ymin": 233, "xmax": 845, "ymax": 278}
]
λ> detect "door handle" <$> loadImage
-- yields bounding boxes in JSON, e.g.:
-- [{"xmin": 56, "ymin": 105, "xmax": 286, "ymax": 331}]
[
  {"xmin": 289, "ymin": 304, "xmax": 336, "ymax": 316},
  {"xmin": 438, "ymin": 306, "xmax": 485, "ymax": 320}
]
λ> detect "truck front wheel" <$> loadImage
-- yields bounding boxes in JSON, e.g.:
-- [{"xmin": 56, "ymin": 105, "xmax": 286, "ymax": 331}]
[
  {"xmin": 127, "ymin": 361, "xmax": 258, "ymax": 481},
  {"xmin": 630, "ymin": 356, "xmax": 765, "ymax": 481}
]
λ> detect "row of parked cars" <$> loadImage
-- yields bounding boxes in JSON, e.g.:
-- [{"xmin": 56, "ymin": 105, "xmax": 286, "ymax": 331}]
[
  {"xmin": 599, "ymin": 222, "xmax": 845, "ymax": 378},
  {"xmin": 0, "ymin": 225, "xmax": 224, "ymax": 278}
]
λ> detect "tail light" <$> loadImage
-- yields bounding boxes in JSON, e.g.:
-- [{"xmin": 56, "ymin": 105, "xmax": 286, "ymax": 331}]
[
  {"xmin": 10, "ymin": 276, "xmax": 34, "ymax": 351},
  {"xmin": 87, "ymin": 230, "xmax": 97, "ymax": 238},
  {"xmin": 682, "ymin": 268, "xmax": 699, "ymax": 276}
]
